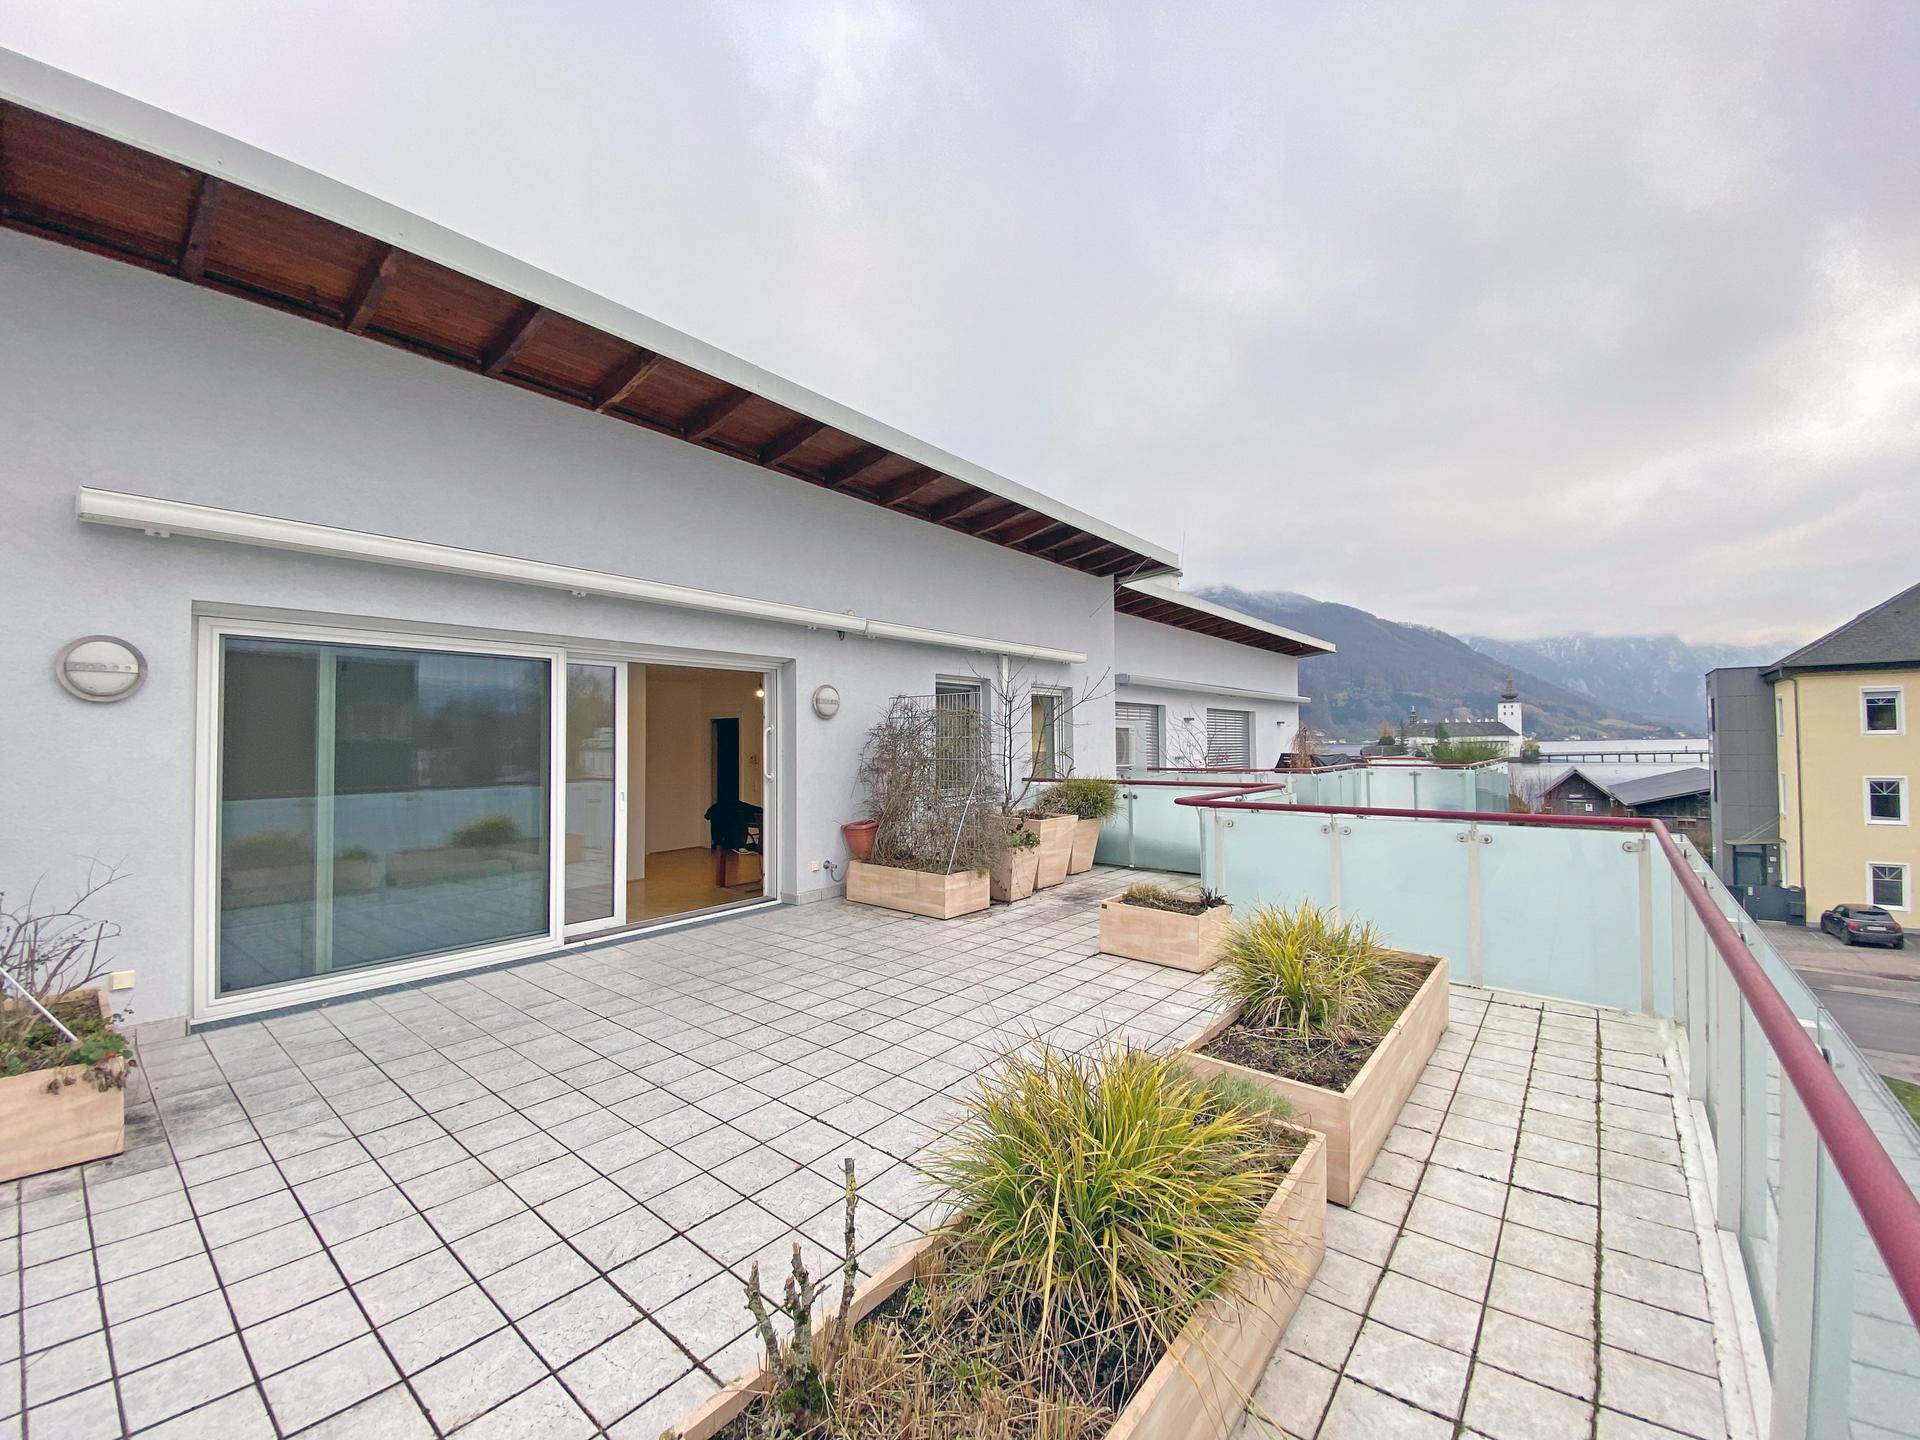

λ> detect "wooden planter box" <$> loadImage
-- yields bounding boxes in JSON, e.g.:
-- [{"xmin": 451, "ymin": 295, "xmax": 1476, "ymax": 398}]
[
  {"xmin": 991, "ymin": 846, "xmax": 1041, "ymax": 903},
  {"xmin": 1181, "ymin": 956, "xmax": 1450, "ymax": 1206},
  {"xmin": 846, "ymin": 860, "xmax": 990, "ymax": 919},
  {"xmin": 0, "ymin": 990, "xmax": 126, "ymax": 1183},
  {"xmin": 1068, "ymin": 817, "xmax": 1102, "ymax": 874},
  {"xmin": 1024, "ymin": 815, "xmax": 1076, "ymax": 889},
  {"xmin": 1099, "ymin": 897, "xmax": 1233, "ymax": 973},
  {"xmin": 667, "ymin": 1130, "xmax": 1326, "ymax": 1440}
]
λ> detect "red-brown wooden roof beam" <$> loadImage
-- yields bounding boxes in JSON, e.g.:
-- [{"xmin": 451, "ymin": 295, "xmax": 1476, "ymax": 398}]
[
  {"xmin": 592, "ymin": 349, "xmax": 666, "ymax": 412},
  {"xmin": 343, "ymin": 244, "xmax": 400, "ymax": 333},
  {"xmin": 680, "ymin": 388, "xmax": 754, "ymax": 444},
  {"xmin": 954, "ymin": 500, "xmax": 1025, "ymax": 535},
  {"xmin": 988, "ymin": 512, "xmax": 1058, "ymax": 546},
  {"xmin": 866, "ymin": 466, "xmax": 946, "ymax": 507},
  {"xmin": 926, "ymin": 490, "xmax": 996, "ymax": 525},
  {"xmin": 176, "ymin": 175, "xmax": 223, "ymax": 281},
  {"xmin": 820, "ymin": 445, "xmax": 890, "ymax": 490},
  {"xmin": 759, "ymin": 417, "xmax": 827, "ymax": 467},
  {"xmin": 481, "ymin": 304, "xmax": 548, "ymax": 378}
]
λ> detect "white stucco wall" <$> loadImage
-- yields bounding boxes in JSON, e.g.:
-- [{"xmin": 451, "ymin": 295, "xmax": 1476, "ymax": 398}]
[
  {"xmin": 1111, "ymin": 614, "xmax": 1305, "ymax": 769},
  {"xmin": 0, "ymin": 231, "xmax": 1118, "ymax": 1024}
]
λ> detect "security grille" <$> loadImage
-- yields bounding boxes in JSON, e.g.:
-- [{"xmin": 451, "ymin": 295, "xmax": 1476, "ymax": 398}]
[
  {"xmin": 1205, "ymin": 707, "xmax": 1253, "ymax": 768},
  {"xmin": 1115, "ymin": 702, "xmax": 1162, "ymax": 770},
  {"xmin": 932, "ymin": 683, "xmax": 988, "ymax": 793}
]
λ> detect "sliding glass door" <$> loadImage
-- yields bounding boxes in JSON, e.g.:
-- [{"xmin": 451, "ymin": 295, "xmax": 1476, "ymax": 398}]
[
  {"xmin": 217, "ymin": 635, "xmax": 551, "ymax": 995},
  {"xmin": 210, "ymin": 623, "xmax": 774, "ymax": 1010}
]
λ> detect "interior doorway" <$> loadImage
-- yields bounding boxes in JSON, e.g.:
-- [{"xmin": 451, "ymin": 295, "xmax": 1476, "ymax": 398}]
[{"xmin": 564, "ymin": 658, "xmax": 768, "ymax": 935}]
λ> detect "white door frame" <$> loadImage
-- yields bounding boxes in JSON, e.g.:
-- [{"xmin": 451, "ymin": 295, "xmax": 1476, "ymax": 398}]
[
  {"xmin": 562, "ymin": 654, "xmax": 630, "ymax": 940},
  {"xmin": 194, "ymin": 614, "xmax": 781, "ymax": 1024}
]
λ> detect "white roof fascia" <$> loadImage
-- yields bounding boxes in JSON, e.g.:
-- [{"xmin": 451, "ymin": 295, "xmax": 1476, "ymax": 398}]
[
  {"xmin": 1122, "ymin": 578, "xmax": 1335, "ymax": 654},
  {"xmin": 1114, "ymin": 673, "xmax": 1308, "ymax": 705}
]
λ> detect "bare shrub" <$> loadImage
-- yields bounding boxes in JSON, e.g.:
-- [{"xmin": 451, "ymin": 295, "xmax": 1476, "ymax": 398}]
[{"xmin": 858, "ymin": 697, "xmax": 1005, "ymax": 875}]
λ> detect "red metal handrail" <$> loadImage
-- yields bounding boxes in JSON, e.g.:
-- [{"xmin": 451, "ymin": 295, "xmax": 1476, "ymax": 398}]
[{"xmin": 1175, "ymin": 790, "xmax": 1920, "ymax": 1329}]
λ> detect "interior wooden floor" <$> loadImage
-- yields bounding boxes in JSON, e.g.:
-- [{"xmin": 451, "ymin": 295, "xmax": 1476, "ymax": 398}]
[{"xmin": 626, "ymin": 845, "xmax": 762, "ymax": 921}]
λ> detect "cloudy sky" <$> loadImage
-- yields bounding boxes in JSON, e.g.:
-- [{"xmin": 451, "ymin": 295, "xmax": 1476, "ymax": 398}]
[{"xmin": 9, "ymin": 3, "xmax": 1917, "ymax": 645}]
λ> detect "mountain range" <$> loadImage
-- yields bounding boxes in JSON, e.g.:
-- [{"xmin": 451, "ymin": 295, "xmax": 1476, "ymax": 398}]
[
  {"xmin": 1459, "ymin": 633, "xmax": 1778, "ymax": 730},
  {"xmin": 1194, "ymin": 587, "xmax": 1777, "ymax": 740}
]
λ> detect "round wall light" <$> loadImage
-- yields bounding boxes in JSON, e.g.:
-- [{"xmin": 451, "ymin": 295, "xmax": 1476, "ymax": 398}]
[
  {"xmin": 56, "ymin": 636, "xmax": 147, "ymax": 703},
  {"xmin": 811, "ymin": 684, "xmax": 841, "ymax": 720}
]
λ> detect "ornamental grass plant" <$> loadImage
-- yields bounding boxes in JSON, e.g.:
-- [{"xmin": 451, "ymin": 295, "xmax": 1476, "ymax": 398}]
[
  {"xmin": 709, "ymin": 1044, "xmax": 1303, "ymax": 1440},
  {"xmin": 1214, "ymin": 901, "xmax": 1415, "ymax": 1039},
  {"xmin": 930, "ymin": 1042, "xmax": 1294, "ymax": 1354}
]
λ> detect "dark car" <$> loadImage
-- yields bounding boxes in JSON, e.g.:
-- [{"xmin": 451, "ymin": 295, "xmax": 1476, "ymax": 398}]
[{"xmin": 1819, "ymin": 904, "xmax": 1906, "ymax": 948}]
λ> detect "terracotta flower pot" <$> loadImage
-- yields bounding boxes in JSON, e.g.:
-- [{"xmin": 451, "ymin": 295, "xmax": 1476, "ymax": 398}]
[{"xmin": 841, "ymin": 819, "xmax": 879, "ymax": 861}]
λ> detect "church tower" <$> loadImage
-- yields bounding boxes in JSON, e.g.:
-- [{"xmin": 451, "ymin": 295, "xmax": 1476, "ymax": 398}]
[{"xmin": 1497, "ymin": 676, "xmax": 1523, "ymax": 737}]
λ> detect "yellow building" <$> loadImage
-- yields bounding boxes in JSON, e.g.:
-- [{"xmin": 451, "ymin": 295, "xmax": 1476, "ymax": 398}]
[{"xmin": 1771, "ymin": 584, "xmax": 1920, "ymax": 923}]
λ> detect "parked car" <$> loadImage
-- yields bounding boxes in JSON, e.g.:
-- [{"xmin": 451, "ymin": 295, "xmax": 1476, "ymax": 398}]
[{"xmin": 1819, "ymin": 904, "xmax": 1906, "ymax": 948}]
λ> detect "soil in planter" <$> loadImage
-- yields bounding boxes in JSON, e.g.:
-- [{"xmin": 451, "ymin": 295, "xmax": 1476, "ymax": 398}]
[
  {"xmin": 0, "ymin": 998, "xmax": 128, "ymax": 1081},
  {"xmin": 1118, "ymin": 883, "xmax": 1226, "ymax": 917},
  {"xmin": 1199, "ymin": 958, "xmax": 1434, "ymax": 1093},
  {"xmin": 712, "ymin": 1133, "xmax": 1304, "ymax": 1440}
]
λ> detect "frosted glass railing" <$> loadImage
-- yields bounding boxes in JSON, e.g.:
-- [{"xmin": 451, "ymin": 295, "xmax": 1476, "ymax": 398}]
[
  {"xmin": 1094, "ymin": 782, "xmax": 1233, "ymax": 872},
  {"xmin": 1100, "ymin": 766, "xmax": 1510, "ymax": 875},
  {"xmin": 1189, "ymin": 795, "xmax": 1920, "ymax": 1440}
]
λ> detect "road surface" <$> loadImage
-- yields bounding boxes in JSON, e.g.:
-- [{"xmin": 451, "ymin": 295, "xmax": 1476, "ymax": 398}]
[{"xmin": 1762, "ymin": 920, "xmax": 1920, "ymax": 1083}]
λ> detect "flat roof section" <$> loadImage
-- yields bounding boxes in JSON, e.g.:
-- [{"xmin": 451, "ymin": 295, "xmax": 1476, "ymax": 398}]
[{"xmin": 0, "ymin": 50, "xmax": 1177, "ymax": 583}]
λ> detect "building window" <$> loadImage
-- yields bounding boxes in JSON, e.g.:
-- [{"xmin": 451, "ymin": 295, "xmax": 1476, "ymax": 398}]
[
  {"xmin": 1870, "ymin": 862, "xmax": 1910, "ymax": 911},
  {"xmin": 1864, "ymin": 688, "xmax": 1904, "ymax": 734},
  {"xmin": 1114, "ymin": 702, "xmax": 1162, "ymax": 770},
  {"xmin": 1029, "ymin": 689, "xmax": 1067, "ymax": 779},
  {"xmin": 933, "ymin": 680, "xmax": 987, "ymax": 791},
  {"xmin": 1867, "ymin": 777, "xmax": 1908, "ymax": 824},
  {"xmin": 1776, "ymin": 696, "xmax": 1785, "ymax": 737},
  {"xmin": 1205, "ymin": 708, "xmax": 1254, "ymax": 768},
  {"xmin": 1779, "ymin": 772, "xmax": 1788, "ymax": 814}
]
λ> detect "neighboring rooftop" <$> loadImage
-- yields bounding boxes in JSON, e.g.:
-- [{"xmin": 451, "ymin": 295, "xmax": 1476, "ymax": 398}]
[
  {"xmin": 1602, "ymin": 765, "xmax": 1711, "ymax": 807},
  {"xmin": 0, "ymin": 49, "xmax": 1176, "ymax": 583},
  {"xmin": 1117, "ymin": 578, "xmax": 1335, "ymax": 657},
  {"xmin": 1768, "ymin": 581, "xmax": 1920, "ymax": 676},
  {"xmin": 1408, "ymin": 717, "xmax": 1518, "ymax": 739}
]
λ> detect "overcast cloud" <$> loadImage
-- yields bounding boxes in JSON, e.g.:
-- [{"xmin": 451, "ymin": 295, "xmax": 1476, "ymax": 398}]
[{"xmin": 9, "ymin": 2, "xmax": 1917, "ymax": 645}]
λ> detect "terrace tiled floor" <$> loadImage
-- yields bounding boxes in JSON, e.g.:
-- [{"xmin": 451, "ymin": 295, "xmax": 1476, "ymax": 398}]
[
  {"xmin": 1235, "ymin": 983, "xmax": 1740, "ymax": 1440},
  {"xmin": 0, "ymin": 868, "xmax": 1741, "ymax": 1439}
]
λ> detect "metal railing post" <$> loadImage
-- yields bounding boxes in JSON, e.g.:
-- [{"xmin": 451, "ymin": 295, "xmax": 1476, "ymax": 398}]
[
  {"xmin": 1714, "ymin": 961, "xmax": 1745, "ymax": 1232},
  {"xmin": 1771, "ymin": 1083, "xmax": 1820, "ymax": 1440},
  {"xmin": 1671, "ymin": 872, "xmax": 1689, "ymax": 1029},
  {"xmin": 1634, "ymin": 835, "xmax": 1655, "ymax": 1015},
  {"xmin": 1324, "ymin": 817, "xmax": 1344, "ymax": 917},
  {"xmin": 1686, "ymin": 912, "xmax": 1708, "ymax": 1103},
  {"xmin": 1460, "ymin": 823, "xmax": 1487, "ymax": 986}
]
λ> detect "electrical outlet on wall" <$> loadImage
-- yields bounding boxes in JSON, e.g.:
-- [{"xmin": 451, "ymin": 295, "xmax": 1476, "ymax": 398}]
[
  {"xmin": 109, "ymin": 970, "xmax": 135, "ymax": 991},
  {"xmin": 809, "ymin": 860, "xmax": 821, "ymax": 872}
]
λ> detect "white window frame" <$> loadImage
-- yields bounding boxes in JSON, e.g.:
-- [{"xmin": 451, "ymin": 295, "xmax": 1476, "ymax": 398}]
[
  {"xmin": 1865, "ymin": 776, "xmax": 1909, "ymax": 826},
  {"xmin": 194, "ymin": 613, "xmax": 781, "ymax": 1023},
  {"xmin": 1779, "ymin": 772, "xmax": 1789, "ymax": 815},
  {"xmin": 1205, "ymin": 707, "xmax": 1255, "ymax": 769},
  {"xmin": 1863, "ymin": 686, "xmax": 1905, "ymax": 736},
  {"xmin": 1114, "ymin": 702, "xmax": 1164, "ymax": 770},
  {"xmin": 1868, "ymin": 861, "xmax": 1911, "ymax": 912},
  {"xmin": 1029, "ymin": 685, "xmax": 1070, "ymax": 778}
]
